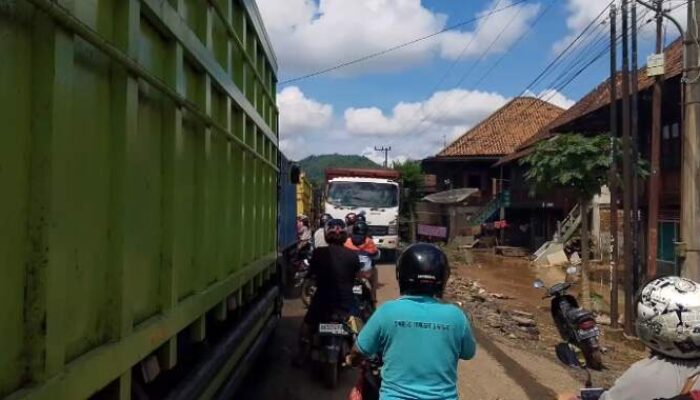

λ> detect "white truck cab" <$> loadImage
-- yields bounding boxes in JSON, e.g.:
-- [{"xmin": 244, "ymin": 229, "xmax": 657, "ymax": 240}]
[{"xmin": 324, "ymin": 172, "xmax": 400, "ymax": 252}]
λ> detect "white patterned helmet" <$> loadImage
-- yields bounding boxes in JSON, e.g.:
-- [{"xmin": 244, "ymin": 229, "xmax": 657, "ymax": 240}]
[{"xmin": 636, "ymin": 276, "xmax": 700, "ymax": 359}]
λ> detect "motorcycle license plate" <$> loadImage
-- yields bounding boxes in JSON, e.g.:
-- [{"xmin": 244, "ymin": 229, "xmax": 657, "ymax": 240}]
[
  {"xmin": 578, "ymin": 327, "xmax": 600, "ymax": 340},
  {"xmin": 580, "ymin": 388, "xmax": 605, "ymax": 400},
  {"xmin": 318, "ymin": 323, "xmax": 346, "ymax": 335},
  {"xmin": 353, "ymin": 285, "xmax": 363, "ymax": 295}
]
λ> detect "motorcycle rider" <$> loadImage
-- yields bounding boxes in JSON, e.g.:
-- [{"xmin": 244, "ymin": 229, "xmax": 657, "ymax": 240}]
[
  {"xmin": 345, "ymin": 212, "xmax": 358, "ymax": 236},
  {"xmin": 295, "ymin": 219, "xmax": 362, "ymax": 366},
  {"xmin": 347, "ymin": 243, "xmax": 477, "ymax": 399},
  {"xmin": 558, "ymin": 276, "xmax": 700, "ymax": 400},
  {"xmin": 314, "ymin": 213, "xmax": 333, "ymax": 249},
  {"xmin": 297, "ymin": 215, "xmax": 312, "ymax": 256},
  {"xmin": 345, "ymin": 221, "xmax": 380, "ymax": 303}
]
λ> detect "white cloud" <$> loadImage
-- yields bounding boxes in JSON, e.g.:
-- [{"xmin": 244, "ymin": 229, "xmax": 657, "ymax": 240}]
[
  {"xmin": 344, "ymin": 89, "xmax": 508, "ymax": 137},
  {"xmin": 256, "ymin": 0, "xmax": 542, "ymax": 76},
  {"xmin": 555, "ymin": 0, "xmax": 686, "ymax": 54},
  {"xmin": 440, "ymin": 1, "xmax": 540, "ymax": 60},
  {"xmin": 341, "ymin": 89, "xmax": 509, "ymax": 161},
  {"xmin": 525, "ymin": 89, "xmax": 576, "ymax": 109},
  {"xmin": 277, "ymin": 86, "xmax": 333, "ymax": 135}
]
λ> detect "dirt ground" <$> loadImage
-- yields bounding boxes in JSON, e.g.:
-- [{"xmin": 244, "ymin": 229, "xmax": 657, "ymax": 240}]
[{"xmin": 237, "ymin": 255, "xmax": 645, "ymax": 399}]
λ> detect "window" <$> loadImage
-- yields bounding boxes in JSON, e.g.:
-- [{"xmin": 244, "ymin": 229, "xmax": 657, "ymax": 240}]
[
  {"xmin": 467, "ymin": 174, "xmax": 482, "ymax": 189},
  {"xmin": 326, "ymin": 182, "xmax": 399, "ymax": 208}
]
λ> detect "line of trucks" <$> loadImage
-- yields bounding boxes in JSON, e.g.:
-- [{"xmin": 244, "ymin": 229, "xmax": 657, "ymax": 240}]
[{"xmin": 0, "ymin": 2, "xmax": 401, "ymax": 398}]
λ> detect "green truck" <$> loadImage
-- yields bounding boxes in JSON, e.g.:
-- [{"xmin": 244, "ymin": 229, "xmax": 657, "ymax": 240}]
[{"xmin": 1, "ymin": 0, "xmax": 283, "ymax": 398}]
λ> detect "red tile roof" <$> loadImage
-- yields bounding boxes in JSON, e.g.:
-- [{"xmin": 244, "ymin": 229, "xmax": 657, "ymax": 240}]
[{"xmin": 437, "ymin": 97, "xmax": 565, "ymax": 157}]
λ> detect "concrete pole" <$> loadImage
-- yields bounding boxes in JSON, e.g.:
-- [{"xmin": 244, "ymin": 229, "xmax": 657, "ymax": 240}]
[
  {"xmin": 609, "ymin": 4, "xmax": 620, "ymax": 329},
  {"xmin": 681, "ymin": 0, "xmax": 700, "ymax": 280},
  {"xmin": 646, "ymin": 0, "xmax": 664, "ymax": 280},
  {"xmin": 631, "ymin": 0, "xmax": 642, "ymax": 291},
  {"xmin": 621, "ymin": 0, "xmax": 636, "ymax": 336}
]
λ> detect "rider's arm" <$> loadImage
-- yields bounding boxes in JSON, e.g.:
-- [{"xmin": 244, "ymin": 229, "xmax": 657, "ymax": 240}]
[
  {"xmin": 460, "ymin": 313, "xmax": 477, "ymax": 360},
  {"xmin": 355, "ymin": 305, "xmax": 386, "ymax": 358}
]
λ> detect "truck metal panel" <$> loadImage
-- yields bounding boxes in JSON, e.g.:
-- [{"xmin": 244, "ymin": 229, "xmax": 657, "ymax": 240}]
[
  {"xmin": 0, "ymin": 0, "xmax": 279, "ymax": 398},
  {"xmin": 296, "ymin": 173, "xmax": 314, "ymax": 219},
  {"xmin": 278, "ymin": 155, "xmax": 298, "ymax": 252},
  {"xmin": 325, "ymin": 167, "xmax": 400, "ymax": 181}
]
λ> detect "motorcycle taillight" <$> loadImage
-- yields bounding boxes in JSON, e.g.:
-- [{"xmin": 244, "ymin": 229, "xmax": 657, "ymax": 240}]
[{"xmin": 579, "ymin": 320, "xmax": 596, "ymax": 330}]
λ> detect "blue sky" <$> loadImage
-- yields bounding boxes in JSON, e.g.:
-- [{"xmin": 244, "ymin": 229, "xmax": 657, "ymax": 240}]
[{"xmin": 254, "ymin": 0, "xmax": 685, "ymax": 162}]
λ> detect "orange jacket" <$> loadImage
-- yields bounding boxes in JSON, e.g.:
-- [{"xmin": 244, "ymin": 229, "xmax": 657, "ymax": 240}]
[{"xmin": 344, "ymin": 237, "xmax": 378, "ymax": 255}]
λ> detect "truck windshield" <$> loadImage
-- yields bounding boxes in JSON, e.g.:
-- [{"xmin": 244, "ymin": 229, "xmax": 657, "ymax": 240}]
[{"xmin": 327, "ymin": 182, "xmax": 398, "ymax": 208}]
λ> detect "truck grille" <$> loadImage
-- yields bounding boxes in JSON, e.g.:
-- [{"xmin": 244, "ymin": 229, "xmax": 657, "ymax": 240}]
[{"xmin": 368, "ymin": 225, "xmax": 389, "ymax": 236}]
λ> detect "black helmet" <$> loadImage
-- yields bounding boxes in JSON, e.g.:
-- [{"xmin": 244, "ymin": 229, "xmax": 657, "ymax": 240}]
[
  {"xmin": 396, "ymin": 243, "xmax": 450, "ymax": 296},
  {"xmin": 357, "ymin": 213, "xmax": 367, "ymax": 223},
  {"xmin": 353, "ymin": 221, "xmax": 369, "ymax": 237},
  {"xmin": 324, "ymin": 219, "xmax": 348, "ymax": 245},
  {"xmin": 345, "ymin": 213, "xmax": 358, "ymax": 226},
  {"xmin": 319, "ymin": 213, "xmax": 332, "ymax": 227}
]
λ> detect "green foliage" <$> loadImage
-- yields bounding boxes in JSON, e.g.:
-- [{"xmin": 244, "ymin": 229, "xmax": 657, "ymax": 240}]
[
  {"xmin": 520, "ymin": 134, "xmax": 611, "ymax": 200},
  {"xmin": 393, "ymin": 160, "xmax": 424, "ymax": 242},
  {"xmin": 297, "ymin": 154, "xmax": 381, "ymax": 187},
  {"xmin": 520, "ymin": 133, "xmax": 648, "ymax": 200},
  {"xmin": 392, "ymin": 160, "xmax": 423, "ymax": 214}
]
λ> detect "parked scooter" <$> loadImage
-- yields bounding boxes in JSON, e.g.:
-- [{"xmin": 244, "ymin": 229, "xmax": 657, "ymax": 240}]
[
  {"xmin": 533, "ymin": 267, "xmax": 603, "ymax": 370},
  {"xmin": 310, "ymin": 313, "xmax": 362, "ymax": 389},
  {"xmin": 555, "ymin": 342, "xmax": 605, "ymax": 400}
]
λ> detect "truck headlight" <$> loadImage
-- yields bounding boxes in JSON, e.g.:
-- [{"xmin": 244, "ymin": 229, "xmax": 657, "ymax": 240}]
[{"xmin": 388, "ymin": 220, "xmax": 398, "ymax": 235}]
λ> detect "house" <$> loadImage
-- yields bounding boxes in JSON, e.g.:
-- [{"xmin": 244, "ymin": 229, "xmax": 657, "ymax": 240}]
[
  {"xmin": 422, "ymin": 97, "xmax": 566, "ymax": 245},
  {"xmin": 498, "ymin": 38, "xmax": 683, "ymax": 275}
]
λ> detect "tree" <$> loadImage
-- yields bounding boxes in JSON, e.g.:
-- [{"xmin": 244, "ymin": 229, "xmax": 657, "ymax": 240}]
[
  {"xmin": 393, "ymin": 160, "xmax": 424, "ymax": 243},
  {"xmin": 520, "ymin": 134, "xmax": 614, "ymax": 309}
]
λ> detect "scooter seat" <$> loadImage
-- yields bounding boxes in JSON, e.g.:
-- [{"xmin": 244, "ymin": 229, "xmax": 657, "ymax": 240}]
[{"xmin": 566, "ymin": 308, "xmax": 593, "ymax": 324}]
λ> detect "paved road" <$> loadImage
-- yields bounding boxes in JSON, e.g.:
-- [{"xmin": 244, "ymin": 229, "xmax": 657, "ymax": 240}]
[{"xmin": 237, "ymin": 264, "xmax": 580, "ymax": 399}]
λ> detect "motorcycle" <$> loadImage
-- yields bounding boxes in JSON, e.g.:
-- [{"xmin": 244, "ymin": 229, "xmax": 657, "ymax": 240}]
[
  {"xmin": 533, "ymin": 267, "xmax": 603, "ymax": 371},
  {"xmin": 349, "ymin": 357, "xmax": 382, "ymax": 400},
  {"xmin": 302, "ymin": 251, "xmax": 377, "ymax": 316},
  {"xmin": 310, "ymin": 313, "xmax": 362, "ymax": 389},
  {"xmin": 555, "ymin": 342, "xmax": 605, "ymax": 400},
  {"xmin": 354, "ymin": 276, "xmax": 375, "ymax": 322}
]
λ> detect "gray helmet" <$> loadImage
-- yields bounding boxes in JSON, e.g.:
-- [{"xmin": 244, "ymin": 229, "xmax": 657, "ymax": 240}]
[{"xmin": 636, "ymin": 276, "xmax": 700, "ymax": 359}]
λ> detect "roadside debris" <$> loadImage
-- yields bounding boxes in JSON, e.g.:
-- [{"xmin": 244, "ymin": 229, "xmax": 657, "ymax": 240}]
[{"xmin": 447, "ymin": 276, "xmax": 540, "ymax": 341}]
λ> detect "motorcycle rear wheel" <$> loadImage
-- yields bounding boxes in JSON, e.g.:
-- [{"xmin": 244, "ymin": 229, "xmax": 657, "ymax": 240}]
[
  {"xmin": 323, "ymin": 361, "xmax": 340, "ymax": 389},
  {"xmin": 301, "ymin": 279, "xmax": 316, "ymax": 307},
  {"xmin": 582, "ymin": 341, "xmax": 603, "ymax": 370}
]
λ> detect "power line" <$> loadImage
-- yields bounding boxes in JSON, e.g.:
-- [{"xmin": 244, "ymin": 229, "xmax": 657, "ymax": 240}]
[
  {"xmin": 279, "ymin": 0, "xmax": 532, "ymax": 84},
  {"xmin": 421, "ymin": 1, "xmax": 615, "ymax": 150},
  {"xmin": 472, "ymin": 0, "xmax": 558, "ymax": 90},
  {"xmin": 412, "ymin": 1, "xmax": 527, "ymax": 133},
  {"xmin": 424, "ymin": 0, "xmax": 506, "ymax": 98}
]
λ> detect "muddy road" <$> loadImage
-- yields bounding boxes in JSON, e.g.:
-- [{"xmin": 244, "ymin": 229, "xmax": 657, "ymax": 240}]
[{"xmin": 237, "ymin": 263, "xmax": 591, "ymax": 399}]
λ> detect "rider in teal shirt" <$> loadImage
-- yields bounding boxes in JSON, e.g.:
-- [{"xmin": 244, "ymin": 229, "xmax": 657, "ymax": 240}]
[{"xmin": 351, "ymin": 244, "xmax": 476, "ymax": 400}]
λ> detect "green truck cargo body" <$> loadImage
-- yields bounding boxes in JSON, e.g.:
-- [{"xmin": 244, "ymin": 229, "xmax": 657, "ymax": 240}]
[{"xmin": 1, "ymin": 0, "xmax": 279, "ymax": 398}]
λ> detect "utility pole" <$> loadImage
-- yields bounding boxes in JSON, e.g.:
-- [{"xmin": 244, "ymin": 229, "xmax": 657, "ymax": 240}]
[
  {"xmin": 631, "ymin": 0, "xmax": 642, "ymax": 291},
  {"xmin": 647, "ymin": 0, "xmax": 664, "ymax": 280},
  {"xmin": 681, "ymin": 0, "xmax": 700, "ymax": 280},
  {"xmin": 375, "ymin": 146, "xmax": 392, "ymax": 168},
  {"xmin": 609, "ymin": 4, "xmax": 620, "ymax": 329},
  {"xmin": 621, "ymin": 0, "xmax": 636, "ymax": 336}
]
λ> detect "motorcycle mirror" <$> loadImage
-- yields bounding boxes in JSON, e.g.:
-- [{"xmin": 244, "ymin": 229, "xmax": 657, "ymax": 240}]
[
  {"xmin": 533, "ymin": 279, "xmax": 545, "ymax": 289},
  {"xmin": 566, "ymin": 266, "xmax": 578, "ymax": 275},
  {"xmin": 555, "ymin": 343, "xmax": 581, "ymax": 368}
]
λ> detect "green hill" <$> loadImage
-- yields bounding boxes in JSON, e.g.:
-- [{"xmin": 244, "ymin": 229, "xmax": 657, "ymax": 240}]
[{"xmin": 297, "ymin": 154, "xmax": 382, "ymax": 187}]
